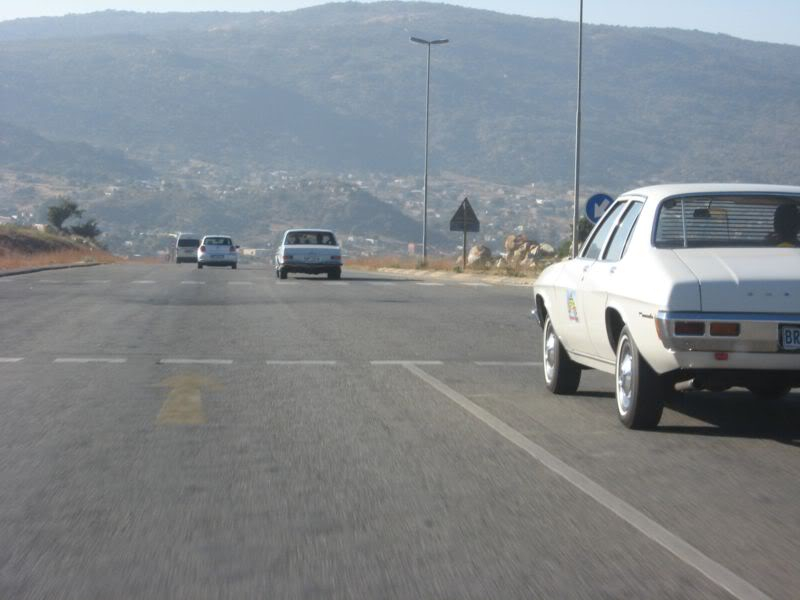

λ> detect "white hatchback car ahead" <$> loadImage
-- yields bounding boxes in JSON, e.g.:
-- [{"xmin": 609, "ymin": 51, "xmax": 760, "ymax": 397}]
[{"xmin": 197, "ymin": 235, "xmax": 238, "ymax": 269}]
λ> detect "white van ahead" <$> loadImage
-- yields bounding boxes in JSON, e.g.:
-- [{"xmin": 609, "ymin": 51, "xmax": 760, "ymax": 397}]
[{"xmin": 175, "ymin": 233, "xmax": 201, "ymax": 263}]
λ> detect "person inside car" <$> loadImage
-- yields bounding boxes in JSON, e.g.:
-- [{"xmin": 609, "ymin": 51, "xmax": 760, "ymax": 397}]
[{"xmin": 769, "ymin": 203, "xmax": 800, "ymax": 247}]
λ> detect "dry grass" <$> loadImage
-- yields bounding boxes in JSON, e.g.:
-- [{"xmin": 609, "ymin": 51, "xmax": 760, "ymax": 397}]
[{"xmin": 0, "ymin": 248, "xmax": 118, "ymax": 270}]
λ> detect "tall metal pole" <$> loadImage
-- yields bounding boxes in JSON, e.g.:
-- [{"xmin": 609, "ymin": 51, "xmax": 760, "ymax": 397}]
[
  {"xmin": 423, "ymin": 42, "xmax": 431, "ymax": 265},
  {"xmin": 571, "ymin": 0, "xmax": 584, "ymax": 259}
]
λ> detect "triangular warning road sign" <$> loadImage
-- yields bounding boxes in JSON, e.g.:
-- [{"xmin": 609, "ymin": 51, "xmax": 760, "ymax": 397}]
[{"xmin": 450, "ymin": 198, "xmax": 480, "ymax": 232}]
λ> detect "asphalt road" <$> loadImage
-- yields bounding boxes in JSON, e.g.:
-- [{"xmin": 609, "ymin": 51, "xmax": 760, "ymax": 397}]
[{"xmin": 0, "ymin": 264, "xmax": 798, "ymax": 599}]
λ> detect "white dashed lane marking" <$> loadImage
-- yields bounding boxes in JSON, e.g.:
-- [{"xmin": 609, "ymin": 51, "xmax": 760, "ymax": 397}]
[
  {"xmin": 85, "ymin": 279, "xmax": 111, "ymax": 284},
  {"xmin": 159, "ymin": 358, "xmax": 234, "ymax": 365},
  {"xmin": 38, "ymin": 279, "xmax": 64, "ymax": 283},
  {"xmin": 399, "ymin": 362, "xmax": 772, "ymax": 600},
  {"xmin": 474, "ymin": 361, "xmax": 541, "ymax": 366},
  {"xmin": 131, "ymin": 280, "xmax": 156, "ymax": 284},
  {"xmin": 0, "ymin": 358, "xmax": 24, "ymax": 363},
  {"xmin": 265, "ymin": 360, "xmax": 338, "ymax": 365},
  {"xmin": 54, "ymin": 357, "xmax": 127, "ymax": 364},
  {"xmin": 415, "ymin": 282, "xmax": 445, "ymax": 286},
  {"xmin": 227, "ymin": 281, "xmax": 254, "ymax": 285},
  {"xmin": 180, "ymin": 281, "xmax": 206, "ymax": 285},
  {"xmin": 461, "ymin": 282, "xmax": 491, "ymax": 287},
  {"xmin": 370, "ymin": 360, "xmax": 444, "ymax": 365},
  {"xmin": 367, "ymin": 282, "xmax": 397, "ymax": 286}
]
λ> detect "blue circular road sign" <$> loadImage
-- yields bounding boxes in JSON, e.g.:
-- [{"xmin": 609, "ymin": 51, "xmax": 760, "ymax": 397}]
[{"xmin": 585, "ymin": 193, "xmax": 614, "ymax": 224}]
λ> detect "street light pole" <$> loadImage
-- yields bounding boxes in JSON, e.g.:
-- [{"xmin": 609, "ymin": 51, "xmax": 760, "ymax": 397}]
[
  {"xmin": 571, "ymin": 0, "xmax": 584, "ymax": 259},
  {"xmin": 411, "ymin": 36, "xmax": 448, "ymax": 265}
]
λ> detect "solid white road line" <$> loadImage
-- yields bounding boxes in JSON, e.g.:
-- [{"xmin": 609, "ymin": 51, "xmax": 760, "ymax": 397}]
[
  {"xmin": 131, "ymin": 280, "xmax": 156, "ymax": 284},
  {"xmin": 159, "ymin": 358, "xmax": 234, "ymax": 365},
  {"xmin": 0, "ymin": 358, "xmax": 24, "ymax": 363},
  {"xmin": 275, "ymin": 281, "xmax": 298, "ymax": 285},
  {"xmin": 370, "ymin": 360, "xmax": 444, "ymax": 365},
  {"xmin": 54, "ymin": 358, "xmax": 127, "ymax": 364},
  {"xmin": 322, "ymin": 281, "xmax": 349, "ymax": 285},
  {"xmin": 474, "ymin": 361, "xmax": 542, "ymax": 366},
  {"xmin": 367, "ymin": 281, "xmax": 397, "ymax": 286},
  {"xmin": 401, "ymin": 363, "xmax": 771, "ymax": 600},
  {"xmin": 415, "ymin": 282, "xmax": 445, "ymax": 286},
  {"xmin": 265, "ymin": 360, "xmax": 338, "ymax": 365},
  {"xmin": 180, "ymin": 281, "xmax": 206, "ymax": 285}
]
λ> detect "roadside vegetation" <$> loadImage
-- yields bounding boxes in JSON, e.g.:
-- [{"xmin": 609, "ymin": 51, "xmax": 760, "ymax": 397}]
[{"xmin": 0, "ymin": 201, "xmax": 114, "ymax": 269}]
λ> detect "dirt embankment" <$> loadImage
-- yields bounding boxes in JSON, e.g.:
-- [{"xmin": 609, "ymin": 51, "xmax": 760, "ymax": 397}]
[{"xmin": 0, "ymin": 225, "xmax": 116, "ymax": 269}]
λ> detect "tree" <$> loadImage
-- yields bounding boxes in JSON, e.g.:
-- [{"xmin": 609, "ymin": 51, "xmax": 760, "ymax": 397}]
[
  {"xmin": 71, "ymin": 219, "xmax": 101, "ymax": 240},
  {"xmin": 47, "ymin": 197, "xmax": 83, "ymax": 231}
]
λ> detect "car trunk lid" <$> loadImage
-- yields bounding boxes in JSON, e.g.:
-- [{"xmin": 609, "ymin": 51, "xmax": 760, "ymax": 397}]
[
  {"xmin": 674, "ymin": 248, "xmax": 800, "ymax": 312},
  {"xmin": 283, "ymin": 244, "xmax": 341, "ymax": 263}
]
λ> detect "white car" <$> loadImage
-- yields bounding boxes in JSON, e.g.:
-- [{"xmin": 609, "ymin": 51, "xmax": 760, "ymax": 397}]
[
  {"xmin": 175, "ymin": 233, "xmax": 200, "ymax": 263},
  {"xmin": 197, "ymin": 235, "xmax": 238, "ymax": 269},
  {"xmin": 275, "ymin": 229, "xmax": 342, "ymax": 280},
  {"xmin": 533, "ymin": 184, "xmax": 800, "ymax": 429}
]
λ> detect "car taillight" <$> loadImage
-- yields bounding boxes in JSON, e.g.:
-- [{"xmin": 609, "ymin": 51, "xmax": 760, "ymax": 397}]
[
  {"xmin": 283, "ymin": 254, "xmax": 293, "ymax": 260},
  {"xmin": 230, "ymin": 246, "xmax": 237, "ymax": 253},
  {"xmin": 674, "ymin": 321, "xmax": 705, "ymax": 336},
  {"xmin": 331, "ymin": 255, "xmax": 341, "ymax": 260},
  {"xmin": 710, "ymin": 322, "xmax": 740, "ymax": 337},
  {"xmin": 200, "ymin": 245, "xmax": 206, "ymax": 252}
]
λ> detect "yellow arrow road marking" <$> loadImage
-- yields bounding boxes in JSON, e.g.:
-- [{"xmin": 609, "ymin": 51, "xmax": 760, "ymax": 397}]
[{"xmin": 156, "ymin": 373, "xmax": 221, "ymax": 425}]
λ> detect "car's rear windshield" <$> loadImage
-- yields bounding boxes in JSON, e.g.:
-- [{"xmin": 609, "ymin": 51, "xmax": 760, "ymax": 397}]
[
  {"xmin": 654, "ymin": 195, "xmax": 800, "ymax": 249},
  {"xmin": 177, "ymin": 238, "xmax": 200, "ymax": 248},
  {"xmin": 285, "ymin": 231, "xmax": 337, "ymax": 245},
  {"xmin": 204, "ymin": 237, "xmax": 232, "ymax": 246}
]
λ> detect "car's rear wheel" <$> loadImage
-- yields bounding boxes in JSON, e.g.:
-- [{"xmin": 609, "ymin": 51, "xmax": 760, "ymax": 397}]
[
  {"xmin": 279, "ymin": 268, "xmax": 288, "ymax": 280},
  {"xmin": 231, "ymin": 264, "xmax": 237, "ymax": 270},
  {"xmin": 328, "ymin": 268, "xmax": 341, "ymax": 280},
  {"xmin": 748, "ymin": 383, "xmax": 791, "ymax": 401},
  {"xmin": 615, "ymin": 326, "xmax": 666, "ymax": 429},
  {"xmin": 197, "ymin": 263, "xmax": 203, "ymax": 269},
  {"xmin": 542, "ymin": 316, "xmax": 581, "ymax": 394}
]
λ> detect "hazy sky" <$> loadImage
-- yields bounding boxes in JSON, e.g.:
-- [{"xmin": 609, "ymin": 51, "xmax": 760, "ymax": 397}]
[{"xmin": 1, "ymin": 1, "xmax": 798, "ymax": 46}]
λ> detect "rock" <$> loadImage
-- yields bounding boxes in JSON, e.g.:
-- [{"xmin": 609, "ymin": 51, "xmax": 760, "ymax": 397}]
[
  {"xmin": 495, "ymin": 257, "xmax": 507, "ymax": 269},
  {"xmin": 504, "ymin": 234, "xmax": 518, "ymax": 253},
  {"xmin": 467, "ymin": 244, "xmax": 492, "ymax": 267},
  {"xmin": 534, "ymin": 242, "xmax": 556, "ymax": 258}
]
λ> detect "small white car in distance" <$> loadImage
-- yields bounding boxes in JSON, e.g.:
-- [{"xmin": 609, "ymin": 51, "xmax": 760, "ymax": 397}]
[
  {"xmin": 275, "ymin": 229, "xmax": 342, "ymax": 280},
  {"xmin": 197, "ymin": 235, "xmax": 238, "ymax": 269},
  {"xmin": 175, "ymin": 233, "xmax": 200, "ymax": 263},
  {"xmin": 533, "ymin": 184, "xmax": 800, "ymax": 429}
]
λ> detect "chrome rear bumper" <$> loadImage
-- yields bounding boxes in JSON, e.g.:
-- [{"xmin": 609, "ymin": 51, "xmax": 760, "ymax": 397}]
[{"xmin": 656, "ymin": 311, "xmax": 800, "ymax": 353}]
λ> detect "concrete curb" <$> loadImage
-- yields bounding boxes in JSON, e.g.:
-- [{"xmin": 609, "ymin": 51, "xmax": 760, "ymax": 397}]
[
  {"xmin": 0, "ymin": 262, "xmax": 101, "ymax": 278},
  {"xmin": 349, "ymin": 266, "xmax": 535, "ymax": 287}
]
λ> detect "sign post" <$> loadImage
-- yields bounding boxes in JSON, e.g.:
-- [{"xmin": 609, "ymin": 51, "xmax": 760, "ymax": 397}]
[{"xmin": 449, "ymin": 197, "xmax": 480, "ymax": 269}]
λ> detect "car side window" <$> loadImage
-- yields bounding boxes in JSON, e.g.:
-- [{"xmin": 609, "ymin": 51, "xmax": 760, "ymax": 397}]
[
  {"xmin": 582, "ymin": 202, "xmax": 626, "ymax": 260},
  {"xmin": 603, "ymin": 202, "xmax": 643, "ymax": 262}
]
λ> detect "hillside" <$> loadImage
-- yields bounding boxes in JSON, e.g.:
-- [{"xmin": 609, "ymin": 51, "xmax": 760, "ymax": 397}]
[
  {"xmin": 0, "ymin": 224, "xmax": 113, "ymax": 268},
  {"xmin": 1, "ymin": 2, "xmax": 798, "ymax": 189},
  {"xmin": 0, "ymin": 121, "xmax": 153, "ymax": 182}
]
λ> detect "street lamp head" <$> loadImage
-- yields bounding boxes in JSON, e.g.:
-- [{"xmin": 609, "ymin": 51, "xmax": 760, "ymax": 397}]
[{"xmin": 410, "ymin": 36, "xmax": 449, "ymax": 45}]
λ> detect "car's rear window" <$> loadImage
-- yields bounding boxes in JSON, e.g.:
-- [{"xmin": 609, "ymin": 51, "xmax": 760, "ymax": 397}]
[
  {"xmin": 285, "ymin": 231, "xmax": 337, "ymax": 245},
  {"xmin": 177, "ymin": 238, "xmax": 200, "ymax": 248},
  {"xmin": 654, "ymin": 195, "xmax": 800, "ymax": 248},
  {"xmin": 204, "ymin": 237, "xmax": 232, "ymax": 246}
]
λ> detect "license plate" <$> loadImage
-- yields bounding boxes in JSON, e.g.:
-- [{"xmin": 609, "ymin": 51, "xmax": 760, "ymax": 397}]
[
  {"xmin": 305, "ymin": 256, "xmax": 319, "ymax": 263},
  {"xmin": 780, "ymin": 325, "xmax": 800, "ymax": 351}
]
